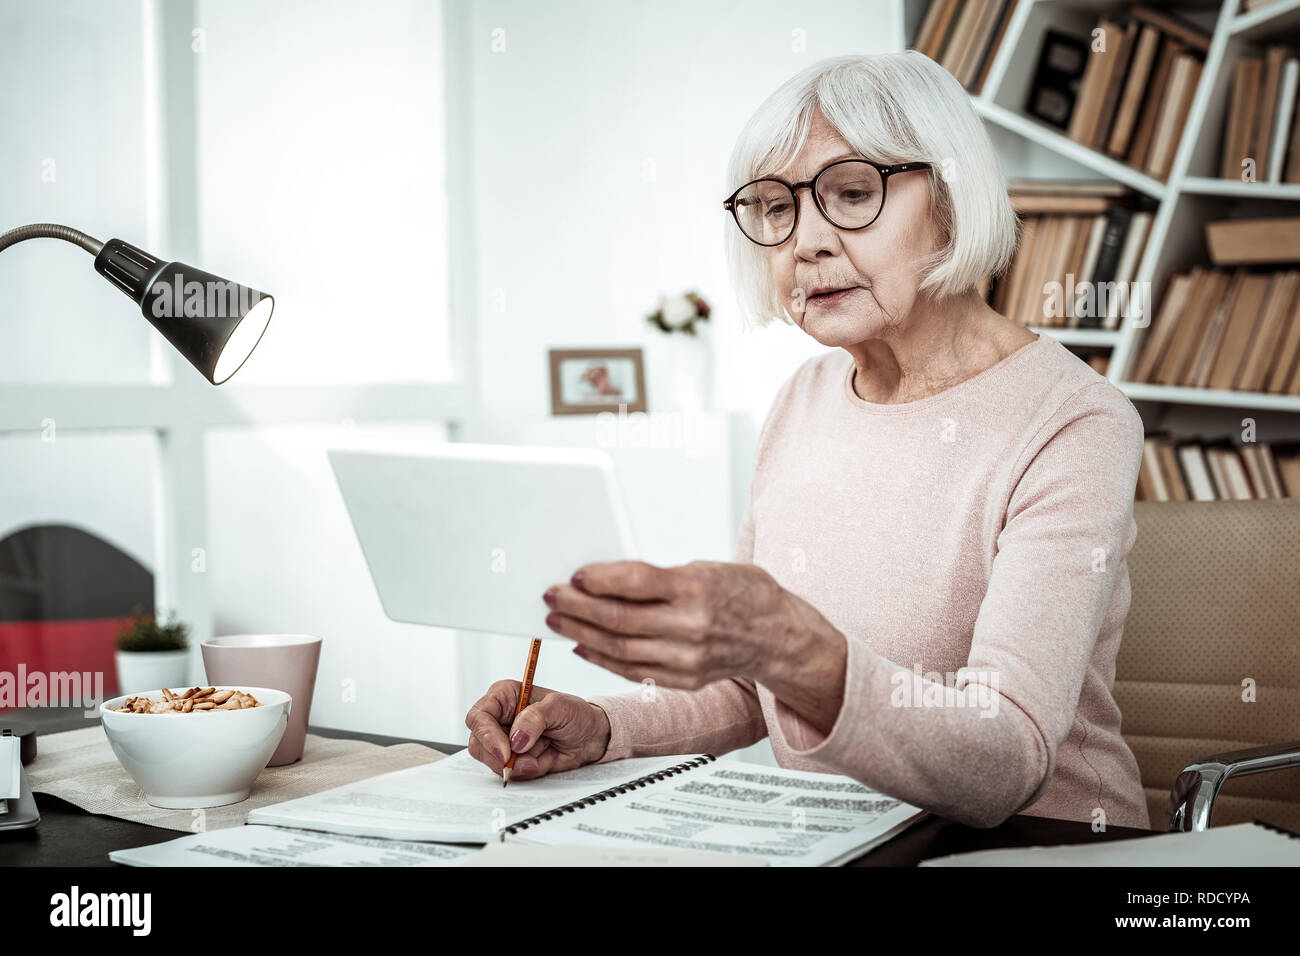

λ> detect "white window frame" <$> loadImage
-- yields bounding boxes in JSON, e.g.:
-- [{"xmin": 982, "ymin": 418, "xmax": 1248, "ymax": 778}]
[{"xmin": 0, "ymin": 0, "xmax": 480, "ymax": 678}]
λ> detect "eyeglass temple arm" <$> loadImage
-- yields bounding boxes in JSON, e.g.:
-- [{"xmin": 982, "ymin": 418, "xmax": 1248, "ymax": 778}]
[{"xmin": 879, "ymin": 162, "xmax": 932, "ymax": 175}]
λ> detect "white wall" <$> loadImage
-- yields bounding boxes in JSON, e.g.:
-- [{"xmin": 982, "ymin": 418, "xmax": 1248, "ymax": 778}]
[{"xmin": 461, "ymin": 0, "xmax": 897, "ymax": 431}]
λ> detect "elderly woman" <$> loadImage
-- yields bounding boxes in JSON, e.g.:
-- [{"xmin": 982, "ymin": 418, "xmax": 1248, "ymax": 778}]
[{"xmin": 465, "ymin": 52, "xmax": 1150, "ymax": 831}]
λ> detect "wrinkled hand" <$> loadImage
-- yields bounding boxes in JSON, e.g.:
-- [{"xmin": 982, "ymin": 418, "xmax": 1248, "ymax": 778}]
[
  {"xmin": 542, "ymin": 560, "xmax": 800, "ymax": 690},
  {"xmin": 464, "ymin": 680, "xmax": 611, "ymax": 781}
]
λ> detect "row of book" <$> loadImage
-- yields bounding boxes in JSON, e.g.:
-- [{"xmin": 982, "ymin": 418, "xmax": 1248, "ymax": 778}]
[
  {"xmin": 913, "ymin": 0, "xmax": 1017, "ymax": 92},
  {"xmin": 990, "ymin": 181, "xmax": 1152, "ymax": 330},
  {"xmin": 1137, "ymin": 435, "xmax": 1300, "ymax": 501},
  {"xmin": 1220, "ymin": 47, "xmax": 1300, "ymax": 183},
  {"xmin": 1131, "ymin": 267, "xmax": 1300, "ymax": 393},
  {"xmin": 1061, "ymin": 6, "xmax": 1210, "ymax": 180}
]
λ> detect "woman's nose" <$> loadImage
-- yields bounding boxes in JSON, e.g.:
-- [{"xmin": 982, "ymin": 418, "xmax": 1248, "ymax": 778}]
[{"xmin": 790, "ymin": 188, "xmax": 839, "ymax": 259}]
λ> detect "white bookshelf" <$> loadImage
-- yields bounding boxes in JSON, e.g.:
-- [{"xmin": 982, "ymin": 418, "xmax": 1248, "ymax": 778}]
[{"xmin": 904, "ymin": 0, "xmax": 1300, "ymax": 420}]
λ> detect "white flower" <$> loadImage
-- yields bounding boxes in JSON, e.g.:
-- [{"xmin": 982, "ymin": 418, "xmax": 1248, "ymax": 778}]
[{"xmin": 660, "ymin": 294, "xmax": 697, "ymax": 330}]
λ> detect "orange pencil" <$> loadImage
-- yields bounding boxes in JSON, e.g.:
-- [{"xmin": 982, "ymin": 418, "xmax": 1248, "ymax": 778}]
[{"xmin": 502, "ymin": 637, "xmax": 542, "ymax": 787}]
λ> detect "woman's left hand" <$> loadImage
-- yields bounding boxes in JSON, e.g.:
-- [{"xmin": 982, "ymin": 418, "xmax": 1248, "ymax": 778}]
[{"xmin": 542, "ymin": 560, "xmax": 802, "ymax": 690}]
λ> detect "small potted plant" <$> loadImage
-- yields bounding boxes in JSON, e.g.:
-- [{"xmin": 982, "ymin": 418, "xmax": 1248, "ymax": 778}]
[{"xmin": 115, "ymin": 608, "xmax": 191, "ymax": 694}]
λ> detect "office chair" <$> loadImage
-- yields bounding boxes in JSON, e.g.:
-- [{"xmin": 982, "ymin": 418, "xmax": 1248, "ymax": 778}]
[{"xmin": 1116, "ymin": 498, "xmax": 1300, "ymax": 832}]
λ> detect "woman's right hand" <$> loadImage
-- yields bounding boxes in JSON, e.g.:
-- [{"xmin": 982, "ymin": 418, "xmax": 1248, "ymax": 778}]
[{"xmin": 464, "ymin": 680, "xmax": 611, "ymax": 781}]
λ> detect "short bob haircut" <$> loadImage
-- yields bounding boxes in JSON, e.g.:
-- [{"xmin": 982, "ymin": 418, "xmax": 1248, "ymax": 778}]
[{"xmin": 724, "ymin": 52, "xmax": 1017, "ymax": 326}]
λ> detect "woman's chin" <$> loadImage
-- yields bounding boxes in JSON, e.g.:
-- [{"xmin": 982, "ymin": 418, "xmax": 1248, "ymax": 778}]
[{"xmin": 797, "ymin": 309, "xmax": 883, "ymax": 347}]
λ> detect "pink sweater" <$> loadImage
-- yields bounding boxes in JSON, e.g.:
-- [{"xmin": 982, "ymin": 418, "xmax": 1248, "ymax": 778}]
[{"xmin": 590, "ymin": 333, "xmax": 1152, "ymax": 831}]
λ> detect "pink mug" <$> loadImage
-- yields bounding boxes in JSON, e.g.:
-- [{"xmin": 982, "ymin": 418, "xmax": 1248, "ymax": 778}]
[{"xmin": 201, "ymin": 634, "xmax": 321, "ymax": 766}]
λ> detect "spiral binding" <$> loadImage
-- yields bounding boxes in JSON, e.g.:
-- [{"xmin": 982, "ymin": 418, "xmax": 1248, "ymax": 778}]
[{"xmin": 503, "ymin": 754, "xmax": 716, "ymax": 835}]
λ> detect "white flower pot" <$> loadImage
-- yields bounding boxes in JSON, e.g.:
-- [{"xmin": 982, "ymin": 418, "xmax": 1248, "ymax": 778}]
[
  {"xmin": 115, "ymin": 649, "xmax": 191, "ymax": 695},
  {"xmin": 664, "ymin": 326, "xmax": 713, "ymax": 413}
]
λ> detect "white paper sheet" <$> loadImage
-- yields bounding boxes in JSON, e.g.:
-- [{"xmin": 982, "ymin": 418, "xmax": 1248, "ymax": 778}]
[
  {"xmin": 0, "ymin": 737, "xmax": 19, "ymax": 802},
  {"xmin": 921, "ymin": 822, "xmax": 1300, "ymax": 866},
  {"xmin": 467, "ymin": 841, "xmax": 765, "ymax": 867},
  {"xmin": 247, "ymin": 749, "xmax": 695, "ymax": 843},
  {"xmin": 109, "ymin": 824, "xmax": 480, "ymax": 867},
  {"xmin": 509, "ymin": 759, "xmax": 926, "ymax": 867}
]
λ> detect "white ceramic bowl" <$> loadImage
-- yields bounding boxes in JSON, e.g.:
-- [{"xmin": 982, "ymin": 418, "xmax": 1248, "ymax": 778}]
[{"xmin": 100, "ymin": 687, "xmax": 291, "ymax": 809}]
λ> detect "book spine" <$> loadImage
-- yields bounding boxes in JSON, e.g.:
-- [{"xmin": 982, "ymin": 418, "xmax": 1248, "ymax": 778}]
[{"xmin": 1078, "ymin": 207, "xmax": 1132, "ymax": 328}]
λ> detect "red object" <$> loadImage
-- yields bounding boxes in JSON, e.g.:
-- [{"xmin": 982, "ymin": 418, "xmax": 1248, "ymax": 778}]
[{"xmin": 0, "ymin": 617, "xmax": 132, "ymax": 707}]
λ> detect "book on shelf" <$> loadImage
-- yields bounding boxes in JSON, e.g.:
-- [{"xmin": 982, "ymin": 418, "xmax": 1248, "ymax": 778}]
[
  {"xmin": 1127, "ymin": 37, "xmax": 1185, "ymax": 171},
  {"xmin": 1222, "ymin": 56, "xmax": 1263, "ymax": 179},
  {"xmin": 1091, "ymin": 19, "xmax": 1140, "ymax": 152},
  {"xmin": 956, "ymin": 0, "xmax": 1008, "ymax": 89},
  {"xmin": 1067, "ymin": 16, "xmax": 1124, "ymax": 146},
  {"xmin": 1154, "ymin": 270, "xmax": 1227, "ymax": 385},
  {"xmin": 1184, "ymin": 270, "xmax": 1242, "ymax": 389},
  {"xmin": 1132, "ymin": 267, "xmax": 1300, "ymax": 394},
  {"xmin": 1206, "ymin": 216, "xmax": 1300, "ymax": 265},
  {"xmin": 914, "ymin": 0, "xmax": 1017, "ymax": 93},
  {"xmin": 1031, "ymin": 5, "xmax": 1210, "ymax": 179},
  {"xmin": 1221, "ymin": 45, "xmax": 1300, "ymax": 183},
  {"xmin": 1242, "ymin": 0, "xmax": 1289, "ymax": 14},
  {"xmin": 1025, "ymin": 30, "xmax": 1090, "ymax": 129},
  {"xmin": 992, "ymin": 182, "xmax": 1153, "ymax": 331},
  {"xmin": 1206, "ymin": 272, "xmax": 1271, "ymax": 390},
  {"xmin": 1136, "ymin": 433, "xmax": 1300, "ymax": 502},
  {"xmin": 1146, "ymin": 53, "xmax": 1202, "ymax": 179},
  {"xmin": 1255, "ymin": 46, "xmax": 1287, "ymax": 182},
  {"xmin": 1269, "ymin": 59, "xmax": 1300, "ymax": 183},
  {"xmin": 1129, "ymin": 5, "xmax": 1211, "ymax": 56},
  {"xmin": 1106, "ymin": 23, "xmax": 1161, "ymax": 156}
]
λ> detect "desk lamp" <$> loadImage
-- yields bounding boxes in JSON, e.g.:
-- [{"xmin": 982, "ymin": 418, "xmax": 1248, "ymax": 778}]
[{"xmin": 0, "ymin": 223, "xmax": 274, "ymax": 384}]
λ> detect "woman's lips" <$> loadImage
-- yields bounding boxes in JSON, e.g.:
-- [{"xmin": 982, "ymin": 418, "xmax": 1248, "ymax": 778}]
[{"xmin": 807, "ymin": 286, "xmax": 862, "ymax": 308}]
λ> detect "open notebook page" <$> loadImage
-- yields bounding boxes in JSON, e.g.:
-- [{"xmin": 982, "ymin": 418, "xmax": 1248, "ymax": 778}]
[
  {"xmin": 247, "ymin": 748, "xmax": 697, "ymax": 843},
  {"xmin": 508, "ymin": 759, "xmax": 927, "ymax": 867}
]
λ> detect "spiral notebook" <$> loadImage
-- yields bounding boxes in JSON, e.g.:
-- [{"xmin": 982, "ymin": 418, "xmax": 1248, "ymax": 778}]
[{"xmin": 247, "ymin": 749, "xmax": 927, "ymax": 866}]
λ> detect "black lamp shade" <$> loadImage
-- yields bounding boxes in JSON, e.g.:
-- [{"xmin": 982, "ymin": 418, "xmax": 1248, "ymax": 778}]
[{"xmin": 93, "ymin": 238, "xmax": 274, "ymax": 384}]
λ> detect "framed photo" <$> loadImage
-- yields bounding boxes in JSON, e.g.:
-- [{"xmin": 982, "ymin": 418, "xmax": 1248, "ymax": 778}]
[{"xmin": 548, "ymin": 347, "xmax": 647, "ymax": 415}]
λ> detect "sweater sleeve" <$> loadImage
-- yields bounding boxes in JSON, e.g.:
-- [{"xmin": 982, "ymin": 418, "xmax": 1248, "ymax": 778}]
[
  {"xmin": 588, "ymin": 499, "xmax": 767, "ymax": 762},
  {"xmin": 767, "ymin": 383, "xmax": 1144, "ymax": 828}
]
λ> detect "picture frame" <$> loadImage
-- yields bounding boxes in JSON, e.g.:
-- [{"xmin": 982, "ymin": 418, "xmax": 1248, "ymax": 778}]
[{"xmin": 548, "ymin": 347, "xmax": 647, "ymax": 415}]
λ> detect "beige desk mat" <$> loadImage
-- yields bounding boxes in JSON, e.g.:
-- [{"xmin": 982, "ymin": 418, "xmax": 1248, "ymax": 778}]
[{"xmin": 27, "ymin": 725, "xmax": 449, "ymax": 832}]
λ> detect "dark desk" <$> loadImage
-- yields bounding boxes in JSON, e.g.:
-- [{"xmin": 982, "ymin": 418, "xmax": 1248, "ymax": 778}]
[{"xmin": 1, "ymin": 709, "xmax": 1158, "ymax": 866}]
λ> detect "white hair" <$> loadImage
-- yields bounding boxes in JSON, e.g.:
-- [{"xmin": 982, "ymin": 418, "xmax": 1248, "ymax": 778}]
[{"xmin": 724, "ymin": 52, "xmax": 1017, "ymax": 326}]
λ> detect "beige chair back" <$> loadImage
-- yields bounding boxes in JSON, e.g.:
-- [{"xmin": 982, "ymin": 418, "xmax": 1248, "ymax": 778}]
[{"xmin": 1117, "ymin": 500, "xmax": 1300, "ymax": 831}]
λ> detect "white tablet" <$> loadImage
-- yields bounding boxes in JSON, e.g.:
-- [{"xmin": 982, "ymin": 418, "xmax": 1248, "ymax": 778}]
[{"xmin": 327, "ymin": 443, "xmax": 638, "ymax": 638}]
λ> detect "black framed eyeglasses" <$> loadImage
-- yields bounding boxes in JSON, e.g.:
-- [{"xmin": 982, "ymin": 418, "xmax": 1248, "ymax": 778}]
[{"xmin": 722, "ymin": 158, "xmax": 932, "ymax": 247}]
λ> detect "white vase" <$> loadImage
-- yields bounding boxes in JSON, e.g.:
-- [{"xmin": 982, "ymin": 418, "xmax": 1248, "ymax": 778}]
[
  {"xmin": 115, "ymin": 649, "xmax": 191, "ymax": 695},
  {"xmin": 665, "ymin": 325, "xmax": 713, "ymax": 413}
]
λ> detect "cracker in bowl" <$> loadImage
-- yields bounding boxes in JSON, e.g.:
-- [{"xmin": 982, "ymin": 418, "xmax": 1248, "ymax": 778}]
[{"xmin": 114, "ymin": 687, "xmax": 262, "ymax": 713}]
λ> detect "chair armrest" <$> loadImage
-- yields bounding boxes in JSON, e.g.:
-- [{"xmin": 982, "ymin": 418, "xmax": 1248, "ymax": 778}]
[{"xmin": 1167, "ymin": 740, "xmax": 1300, "ymax": 832}]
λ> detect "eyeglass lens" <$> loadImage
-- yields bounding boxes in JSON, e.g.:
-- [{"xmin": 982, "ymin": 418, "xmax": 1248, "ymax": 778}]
[{"xmin": 732, "ymin": 161, "xmax": 885, "ymax": 245}]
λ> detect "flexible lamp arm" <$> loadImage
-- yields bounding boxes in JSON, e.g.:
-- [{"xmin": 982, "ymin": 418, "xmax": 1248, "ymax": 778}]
[
  {"xmin": 0, "ymin": 222, "xmax": 274, "ymax": 385},
  {"xmin": 0, "ymin": 223, "xmax": 105, "ymax": 256}
]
